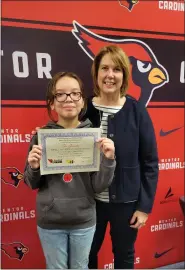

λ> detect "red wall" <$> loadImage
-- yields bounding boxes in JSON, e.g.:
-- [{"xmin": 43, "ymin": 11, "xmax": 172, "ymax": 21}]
[{"xmin": 1, "ymin": 1, "xmax": 184, "ymax": 268}]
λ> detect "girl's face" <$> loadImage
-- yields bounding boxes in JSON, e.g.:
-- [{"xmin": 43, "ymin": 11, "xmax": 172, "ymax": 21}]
[
  {"xmin": 51, "ymin": 76, "xmax": 84, "ymax": 121},
  {"xmin": 97, "ymin": 53, "xmax": 124, "ymax": 96}
]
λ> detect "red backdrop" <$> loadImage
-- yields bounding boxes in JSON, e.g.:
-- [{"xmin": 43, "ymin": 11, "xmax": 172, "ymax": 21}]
[{"xmin": 1, "ymin": 1, "xmax": 184, "ymax": 268}]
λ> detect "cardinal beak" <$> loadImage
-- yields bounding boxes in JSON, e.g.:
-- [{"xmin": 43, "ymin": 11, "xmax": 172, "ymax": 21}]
[
  {"xmin": 148, "ymin": 67, "xmax": 167, "ymax": 85},
  {"xmin": 22, "ymin": 247, "xmax": 28, "ymax": 254},
  {"xmin": 17, "ymin": 173, "xmax": 24, "ymax": 180}
]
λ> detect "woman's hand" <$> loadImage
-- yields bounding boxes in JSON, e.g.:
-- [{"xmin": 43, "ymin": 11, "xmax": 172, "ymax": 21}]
[
  {"xmin": 97, "ymin": 137, "xmax": 115, "ymax": 159},
  {"xmin": 130, "ymin": 210, "xmax": 148, "ymax": 229},
  {"xmin": 28, "ymin": 145, "xmax": 42, "ymax": 169}
]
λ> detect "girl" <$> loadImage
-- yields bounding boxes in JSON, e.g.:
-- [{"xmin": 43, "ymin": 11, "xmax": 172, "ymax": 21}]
[{"xmin": 24, "ymin": 71, "xmax": 116, "ymax": 269}]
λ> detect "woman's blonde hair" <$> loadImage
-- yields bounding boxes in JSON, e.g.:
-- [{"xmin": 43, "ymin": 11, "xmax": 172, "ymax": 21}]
[{"xmin": 91, "ymin": 45, "xmax": 130, "ymax": 97}]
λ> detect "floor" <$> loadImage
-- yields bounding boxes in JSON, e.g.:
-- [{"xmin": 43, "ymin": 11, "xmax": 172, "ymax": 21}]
[{"xmin": 157, "ymin": 261, "xmax": 185, "ymax": 269}]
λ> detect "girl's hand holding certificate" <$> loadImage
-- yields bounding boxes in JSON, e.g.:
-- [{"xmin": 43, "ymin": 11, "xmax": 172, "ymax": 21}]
[
  {"xmin": 97, "ymin": 138, "xmax": 115, "ymax": 160},
  {"xmin": 28, "ymin": 145, "xmax": 42, "ymax": 169}
]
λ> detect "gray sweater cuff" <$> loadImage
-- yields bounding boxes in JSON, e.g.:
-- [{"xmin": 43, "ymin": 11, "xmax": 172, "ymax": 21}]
[
  {"xmin": 101, "ymin": 155, "xmax": 116, "ymax": 167},
  {"xmin": 27, "ymin": 165, "xmax": 41, "ymax": 177}
]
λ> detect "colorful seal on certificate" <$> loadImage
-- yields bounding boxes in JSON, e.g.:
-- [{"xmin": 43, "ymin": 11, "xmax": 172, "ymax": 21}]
[{"xmin": 63, "ymin": 173, "xmax": 73, "ymax": 183}]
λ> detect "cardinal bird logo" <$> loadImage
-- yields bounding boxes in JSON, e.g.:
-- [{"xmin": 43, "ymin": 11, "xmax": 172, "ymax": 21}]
[
  {"xmin": 1, "ymin": 242, "xmax": 29, "ymax": 261},
  {"xmin": 72, "ymin": 21, "xmax": 169, "ymax": 107},
  {"xmin": 1, "ymin": 167, "xmax": 24, "ymax": 188},
  {"xmin": 118, "ymin": 0, "xmax": 139, "ymax": 11}
]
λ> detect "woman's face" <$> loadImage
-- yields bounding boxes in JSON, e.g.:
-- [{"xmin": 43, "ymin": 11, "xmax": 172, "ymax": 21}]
[
  {"xmin": 51, "ymin": 76, "xmax": 84, "ymax": 121},
  {"xmin": 97, "ymin": 53, "xmax": 124, "ymax": 96}
]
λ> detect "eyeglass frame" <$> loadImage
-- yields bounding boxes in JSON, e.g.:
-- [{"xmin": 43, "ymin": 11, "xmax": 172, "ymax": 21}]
[{"xmin": 54, "ymin": 92, "xmax": 82, "ymax": 103}]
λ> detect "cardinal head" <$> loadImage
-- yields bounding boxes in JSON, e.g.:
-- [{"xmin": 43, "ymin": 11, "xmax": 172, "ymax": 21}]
[
  {"xmin": 118, "ymin": 0, "xmax": 139, "ymax": 11},
  {"xmin": 1, "ymin": 242, "xmax": 29, "ymax": 261},
  {"xmin": 1, "ymin": 167, "xmax": 24, "ymax": 187}
]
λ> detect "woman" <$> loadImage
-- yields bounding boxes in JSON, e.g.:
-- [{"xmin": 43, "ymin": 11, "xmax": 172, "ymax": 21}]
[
  {"xmin": 24, "ymin": 71, "xmax": 116, "ymax": 269},
  {"xmin": 83, "ymin": 45, "xmax": 159, "ymax": 269}
]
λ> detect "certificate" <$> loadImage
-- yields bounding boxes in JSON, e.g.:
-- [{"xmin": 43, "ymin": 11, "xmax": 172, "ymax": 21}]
[{"xmin": 38, "ymin": 128, "xmax": 101, "ymax": 175}]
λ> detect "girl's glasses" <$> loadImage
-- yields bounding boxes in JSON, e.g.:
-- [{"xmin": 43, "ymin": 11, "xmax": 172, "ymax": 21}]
[{"xmin": 54, "ymin": 92, "xmax": 82, "ymax": 102}]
